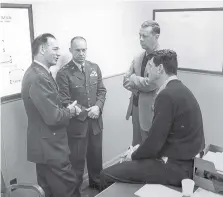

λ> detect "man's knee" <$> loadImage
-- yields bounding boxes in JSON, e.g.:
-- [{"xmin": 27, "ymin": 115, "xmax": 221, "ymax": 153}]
[
  {"xmin": 100, "ymin": 167, "xmax": 110, "ymax": 181},
  {"xmin": 99, "ymin": 168, "xmax": 111, "ymax": 191}
]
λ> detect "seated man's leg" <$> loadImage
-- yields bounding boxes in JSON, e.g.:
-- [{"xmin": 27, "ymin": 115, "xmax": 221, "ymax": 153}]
[{"xmin": 100, "ymin": 159, "xmax": 193, "ymax": 191}]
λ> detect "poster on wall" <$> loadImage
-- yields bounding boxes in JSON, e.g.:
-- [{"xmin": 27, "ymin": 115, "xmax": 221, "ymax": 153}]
[{"xmin": 0, "ymin": 4, "xmax": 34, "ymax": 103}]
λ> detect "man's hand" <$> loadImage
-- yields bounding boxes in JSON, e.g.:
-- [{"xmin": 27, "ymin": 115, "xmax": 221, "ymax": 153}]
[
  {"xmin": 120, "ymin": 144, "xmax": 140, "ymax": 163},
  {"xmin": 67, "ymin": 100, "xmax": 82, "ymax": 117},
  {"xmin": 123, "ymin": 60, "xmax": 135, "ymax": 90},
  {"xmin": 120, "ymin": 149, "xmax": 133, "ymax": 163},
  {"xmin": 67, "ymin": 100, "xmax": 77, "ymax": 109},
  {"xmin": 86, "ymin": 105, "xmax": 100, "ymax": 119},
  {"xmin": 74, "ymin": 105, "xmax": 82, "ymax": 115}
]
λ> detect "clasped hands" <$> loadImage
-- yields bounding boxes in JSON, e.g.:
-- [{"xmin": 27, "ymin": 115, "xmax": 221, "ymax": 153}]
[
  {"xmin": 86, "ymin": 105, "xmax": 100, "ymax": 119},
  {"xmin": 120, "ymin": 144, "xmax": 140, "ymax": 163}
]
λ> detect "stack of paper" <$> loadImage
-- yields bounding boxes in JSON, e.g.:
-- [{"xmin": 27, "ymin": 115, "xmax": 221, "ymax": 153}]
[
  {"xmin": 192, "ymin": 188, "xmax": 222, "ymax": 197},
  {"xmin": 134, "ymin": 184, "xmax": 182, "ymax": 197},
  {"xmin": 203, "ymin": 152, "xmax": 223, "ymax": 173}
]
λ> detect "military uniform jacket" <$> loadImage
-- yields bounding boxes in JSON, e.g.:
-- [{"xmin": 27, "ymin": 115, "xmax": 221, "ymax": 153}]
[
  {"xmin": 56, "ymin": 60, "xmax": 107, "ymax": 138},
  {"xmin": 21, "ymin": 62, "xmax": 71, "ymax": 164}
]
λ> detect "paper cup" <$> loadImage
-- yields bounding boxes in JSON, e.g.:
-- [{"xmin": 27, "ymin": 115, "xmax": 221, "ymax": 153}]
[{"xmin": 181, "ymin": 179, "xmax": 195, "ymax": 196}]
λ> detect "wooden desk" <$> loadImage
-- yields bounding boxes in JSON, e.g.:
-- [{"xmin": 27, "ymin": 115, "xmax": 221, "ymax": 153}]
[
  {"xmin": 96, "ymin": 183, "xmax": 143, "ymax": 197},
  {"xmin": 96, "ymin": 183, "xmax": 182, "ymax": 197}
]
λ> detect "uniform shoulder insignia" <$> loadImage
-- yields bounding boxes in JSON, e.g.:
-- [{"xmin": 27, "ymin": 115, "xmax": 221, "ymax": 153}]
[
  {"xmin": 59, "ymin": 64, "xmax": 70, "ymax": 72},
  {"xmin": 87, "ymin": 60, "xmax": 97, "ymax": 66},
  {"xmin": 63, "ymin": 64, "xmax": 69, "ymax": 69}
]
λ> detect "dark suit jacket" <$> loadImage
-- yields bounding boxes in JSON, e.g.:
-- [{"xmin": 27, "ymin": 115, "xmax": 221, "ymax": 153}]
[
  {"xmin": 21, "ymin": 62, "xmax": 71, "ymax": 164},
  {"xmin": 56, "ymin": 60, "xmax": 107, "ymax": 138},
  {"xmin": 132, "ymin": 80, "xmax": 205, "ymax": 161}
]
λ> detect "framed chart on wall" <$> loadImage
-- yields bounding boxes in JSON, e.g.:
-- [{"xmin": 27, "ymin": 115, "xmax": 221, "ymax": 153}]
[
  {"xmin": 0, "ymin": 3, "xmax": 34, "ymax": 103},
  {"xmin": 153, "ymin": 8, "xmax": 223, "ymax": 75}
]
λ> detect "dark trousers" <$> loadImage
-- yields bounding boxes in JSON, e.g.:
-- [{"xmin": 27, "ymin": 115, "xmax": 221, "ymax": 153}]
[
  {"xmin": 36, "ymin": 161, "xmax": 77, "ymax": 197},
  {"xmin": 100, "ymin": 158, "xmax": 193, "ymax": 191},
  {"xmin": 68, "ymin": 122, "xmax": 102, "ymax": 196},
  {"xmin": 132, "ymin": 105, "xmax": 148, "ymax": 146}
]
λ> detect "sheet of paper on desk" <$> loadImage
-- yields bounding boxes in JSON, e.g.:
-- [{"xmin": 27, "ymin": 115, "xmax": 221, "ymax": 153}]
[
  {"xmin": 192, "ymin": 188, "xmax": 222, "ymax": 197},
  {"xmin": 134, "ymin": 184, "xmax": 181, "ymax": 197},
  {"xmin": 203, "ymin": 152, "xmax": 223, "ymax": 172}
]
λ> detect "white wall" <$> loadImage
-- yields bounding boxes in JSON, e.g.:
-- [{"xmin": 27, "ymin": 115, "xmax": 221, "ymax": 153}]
[
  {"xmin": 120, "ymin": 1, "xmax": 223, "ymax": 54},
  {"xmin": 34, "ymin": 1, "xmax": 130, "ymax": 77}
]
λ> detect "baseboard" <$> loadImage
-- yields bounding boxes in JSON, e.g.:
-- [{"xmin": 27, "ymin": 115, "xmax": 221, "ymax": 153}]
[{"xmin": 82, "ymin": 154, "xmax": 122, "ymax": 189}]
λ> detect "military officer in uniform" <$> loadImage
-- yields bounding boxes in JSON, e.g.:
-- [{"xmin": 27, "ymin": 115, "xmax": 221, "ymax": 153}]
[
  {"xmin": 21, "ymin": 33, "xmax": 80, "ymax": 197},
  {"xmin": 56, "ymin": 36, "xmax": 107, "ymax": 196}
]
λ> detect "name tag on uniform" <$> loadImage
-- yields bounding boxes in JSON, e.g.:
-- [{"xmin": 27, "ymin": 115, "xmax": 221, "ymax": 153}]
[{"xmin": 90, "ymin": 70, "xmax": 98, "ymax": 77}]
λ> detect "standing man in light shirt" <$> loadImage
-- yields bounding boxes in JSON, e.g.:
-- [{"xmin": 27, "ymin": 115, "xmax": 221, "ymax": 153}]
[
  {"xmin": 123, "ymin": 20, "xmax": 161, "ymax": 146},
  {"xmin": 21, "ymin": 33, "xmax": 81, "ymax": 197},
  {"xmin": 56, "ymin": 36, "xmax": 107, "ymax": 196}
]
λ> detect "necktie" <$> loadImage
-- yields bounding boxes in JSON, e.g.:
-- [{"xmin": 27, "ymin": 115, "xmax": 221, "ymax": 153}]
[
  {"xmin": 141, "ymin": 54, "xmax": 150, "ymax": 77},
  {"xmin": 133, "ymin": 54, "xmax": 151, "ymax": 107},
  {"xmin": 81, "ymin": 65, "xmax": 86, "ymax": 86},
  {"xmin": 81, "ymin": 65, "xmax": 85, "ymax": 74}
]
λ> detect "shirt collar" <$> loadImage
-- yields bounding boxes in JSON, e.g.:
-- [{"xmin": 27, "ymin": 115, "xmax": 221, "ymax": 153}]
[
  {"xmin": 145, "ymin": 44, "xmax": 160, "ymax": 56},
  {"xmin": 156, "ymin": 75, "xmax": 179, "ymax": 96},
  {"xmin": 34, "ymin": 60, "xmax": 51, "ymax": 74},
  {"xmin": 73, "ymin": 60, "xmax": 85, "ymax": 71}
]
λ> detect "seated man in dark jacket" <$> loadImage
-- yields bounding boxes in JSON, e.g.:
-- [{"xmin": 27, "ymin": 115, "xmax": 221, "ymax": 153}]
[{"xmin": 100, "ymin": 49, "xmax": 205, "ymax": 190}]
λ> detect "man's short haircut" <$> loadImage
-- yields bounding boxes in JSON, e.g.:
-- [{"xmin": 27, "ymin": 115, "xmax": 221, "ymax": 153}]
[
  {"xmin": 70, "ymin": 36, "xmax": 86, "ymax": 46},
  {"xmin": 32, "ymin": 33, "xmax": 55, "ymax": 56},
  {"xmin": 141, "ymin": 20, "xmax": 160, "ymax": 35},
  {"xmin": 151, "ymin": 49, "xmax": 178, "ymax": 75}
]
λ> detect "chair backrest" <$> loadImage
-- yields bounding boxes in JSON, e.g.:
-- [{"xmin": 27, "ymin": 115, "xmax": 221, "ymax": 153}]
[
  {"xmin": 1, "ymin": 173, "xmax": 7, "ymax": 197},
  {"xmin": 1, "ymin": 172, "xmax": 45, "ymax": 197},
  {"xmin": 5, "ymin": 184, "xmax": 45, "ymax": 197}
]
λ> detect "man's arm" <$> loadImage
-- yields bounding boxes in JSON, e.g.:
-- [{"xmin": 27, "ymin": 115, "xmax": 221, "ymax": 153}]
[
  {"xmin": 127, "ymin": 74, "xmax": 158, "ymax": 93},
  {"xmin": 131, "ymin": 93, "xmax": 173, "ymax": 160},
  {"xmin": 95, "ymin": 65, "xmax": 107, "ymax": 112},
  {"xmin": 29, "ymin": 75, "xmax": 71, "ymax": 126},
  {"xmin": 123, "ymin": 60, "xmax": 138, "ymax": 95}
]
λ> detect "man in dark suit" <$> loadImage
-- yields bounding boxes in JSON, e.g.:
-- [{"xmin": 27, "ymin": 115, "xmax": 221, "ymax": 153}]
[
  {"xmin": 56, "ymin": 36, "xmax": 107, "ymax": 196},
  {"xmin": 100, "ymin": 49, "xmax": 205, "ymax": 189},
  {"xmin": 21, "ymin": 33, "xmax": 81, "ymax": 197}
]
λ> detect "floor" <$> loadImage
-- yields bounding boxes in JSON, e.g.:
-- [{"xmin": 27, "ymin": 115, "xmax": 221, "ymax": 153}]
[{"xmin": 81, "ymin": 186, "xmax": 100, "ymax": 197}]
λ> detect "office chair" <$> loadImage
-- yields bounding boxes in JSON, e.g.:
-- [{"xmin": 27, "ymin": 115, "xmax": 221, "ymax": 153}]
[{"xmin": 1, "ymin": 173, "xmax": 45, "ymax": 197}]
